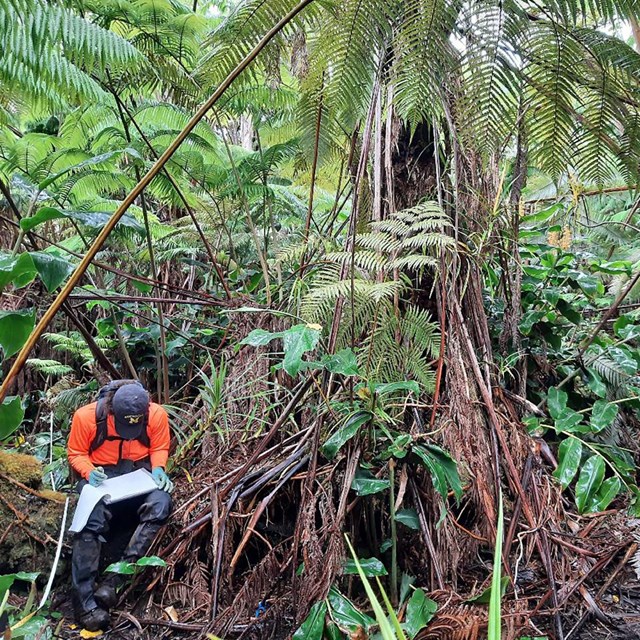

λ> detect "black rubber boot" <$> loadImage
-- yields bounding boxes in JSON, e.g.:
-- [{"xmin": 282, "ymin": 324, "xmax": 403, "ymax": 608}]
[
  {"xmin": 72, "ymin": 532, "xmax": 110, "ymax": 630},
  {"xmin": 94, "ymin": 572, "xmax": 124, "ymax": 610},
  {"xmin": 122, "ymin": 522, "xmax": 163, "ymax": 560},
  {"xmin": 122, "ymin": 489, "xmax": 172, "ymax": 559},
  {"xmin": 78, "ymin": 607, "xmax": 110, "ymax": 632}
]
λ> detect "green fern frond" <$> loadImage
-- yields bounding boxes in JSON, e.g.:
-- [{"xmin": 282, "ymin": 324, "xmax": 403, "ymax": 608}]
[{"xmin": 26, "ymin": 358, "xmax": 75, "ymax": 377}]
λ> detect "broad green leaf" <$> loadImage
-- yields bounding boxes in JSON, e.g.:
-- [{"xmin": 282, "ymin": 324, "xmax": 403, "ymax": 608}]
[
  {"xmin": 520, "ymin": 203, "xmax": 563, "ymax": 227},
  {"xmin": 20, "ymin": 206, "xmax": 66, "ymax": 232},
  {"xmin": 327, "ymin": 587, "xmax": 375, "ymax": 633},
  {"xmin": 395, "ymin": 508, "xmax": 420, "ymax": 530},
  {"xmin": 554, "ymin": 408, "xmax": 583, "ymax": 433},
  {"xmin": 519, "ymin": 310, "xmax": 546, "ymax": 335},
  {"xmin": 380, "ymin": 539, "xmax": 393, "ymax": 553},
  {"xmin": 324, "ymin": 621, "xmax": 342, "ymax": 640},
  {"xmin": 64, "ymin": 209, "xmax": 144, "ymax": 233},
  {"xmin": 0, "ymin": 575, "xmax": 16, "ymax": 599},
  {"xmin": 322, "ymin": 348, "xmax": 359, "ymax": 376},
  {"xmin": 585, "ymin": 369, "xmax": 606, "ymax": 398},
  {"xmin": 413, "ymin": 444, "xmax": 463, "ymax": 502},
  {"xmin": 105, "ymin": 561, "xmax": 135, "ymax": 575},
  {"xmin": 466, "ymin": 576, "xmax": 510, "ymax": 604},
  {"xmin": 575, "ymin": 456, "xmax": 605, "ymax": 513},
  {"xmin": 404, "ymin": 588, "xmax": 437, "ymax": 639},
  {"xmin": 135, "ymin": 556, "xmax": 166, "ymax": 567},
  {"xmin": 609, "ymin": 347, "xmax": 637, "ymax": 375},
  {"xmin": 556, "ymin": 299, "xmax": 580, "ymax": 325},
  {"xmin": 590, "ymin": 401, "xmax": 618, "ymax": 433},
  {"xmin": 587, "ymin": 477, "xmax": 621, "ymax": 513},
  {"xmin": 293, "ymin": 601, "xmax": 326, "ymax": 640},
  {"xmin": 571, "ymin": 272, "xmax": 603, "ymax": 297},
  {"xmin": 382, "ymin": 434, "xmax": 412, "ymax": 460},
  {"xmin": 30, "ymin": 251, "xmax": 74, "ymax": 292},
  {"xmin": 282, "ymin": 324, "xmax": 321, "ymax": 376},
  {"xmin": 20, "ymin": 206, "xmax": 143, "ymax": 233},
  {"xmin": 0, "ymin": 396, "xmax": 25, "ymax": 440},
  {"xmin": 343, "ymin": 557, "xmax": 388, "ymax": 577},
  {"xmin": 400, "ymin": 573, "xmax": 416, "ymax": 603},
  {"xmin": 370, "ymin": 381, "xmax": 420, "ymax": 396},
  {"xmin": 0, "ymin": 308, "xmax": 36, "ymax": 358},
  {"xmin": 553, "ymin": 439, "xmax": 582, "ymax": 490},
  {"xmin": 351, "ymin": 470, "xmax": 390, "ymax": 496},
  {"xmin": 0, "ymin": 252, "xmax": 37, "ymax": 290},
  {"xmin": 547, "ymin": 387, "xmax": 568, "ymax": 420},
  {"xmin": 14, "ymin": 572, "xmax": 39, "ymax": 582},
  {"xmin": 322, "ymin": 410, "xmax": 371, "ymax": 459},
  {"xmin": 240, "ymin": 328, "xmax": 279, "ymax": 347},
  {"xmin": 9, "ymin": 614, "xmax": 50, "ymax": 638},
  {"xmin": 130, "ymin": 279, "xmax": 153, "ymax": 293}
]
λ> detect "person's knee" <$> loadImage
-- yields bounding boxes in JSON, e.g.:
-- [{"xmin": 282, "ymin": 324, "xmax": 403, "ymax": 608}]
[
  {"xmin": 84, "ymin": 500, "xmax": 112, "ymax": 535},
  {"xmin": 139, "ymin": 489, "xmax": 172, "ymax": 523}
]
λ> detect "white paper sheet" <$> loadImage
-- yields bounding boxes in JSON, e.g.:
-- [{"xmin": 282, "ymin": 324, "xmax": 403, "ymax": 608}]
[{"xmin": 69, "ymin": 469, "xmax": 158, "ymax": 533}]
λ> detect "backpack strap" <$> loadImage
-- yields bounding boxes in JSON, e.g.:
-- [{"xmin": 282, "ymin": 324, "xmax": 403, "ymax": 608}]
[{"xmin": 89, "ymin": 380, "xmax": 151, "ymax": 456}]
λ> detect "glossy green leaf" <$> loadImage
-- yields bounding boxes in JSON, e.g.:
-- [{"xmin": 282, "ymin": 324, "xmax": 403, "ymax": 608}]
[
  {"xmin": 395, "ymin": 508, "xmax": 420, "ymax": 530},
  {"xmin": 587, "ymin": 477, "xmax": 621, "ymax": 513},
  {"xmin": 555, "ymin": 407, "xmax": 583, "ymax": 432},
  {"xmin": 404, "ymin": 588, "xmax": 437, "ymax": 639},
  {"xmin": 556, "ymin": 299, "xmax": 580, "ymax": 325},
  {"xmin": 608, "ymin": 347, "xmax": 637, "ymax": 375},
  {"xmin": 0, "ymin": 575, "xmax": 16, "ymax": 599},
  {"xmin": 466, "ymin": 576, "xmax": 510, "ymax": 604},
  {"xmin": 0, "ymin": 571, "xmax": 39, "ymax": 600},
  {"xmin": 351, "ymin": 470, "xmax": 390, "ymax": 496},
  {"xmin": 0, "ymin": 252, "xmax": 37, "ymax": 290},
  {"xmin": 30, "ymin": 251, "xmax": 74, "ymax": 292},
  {"xmin": 0, "ymin": 396, "xmax": 25, "ymax": 440},
  {"xmin": 371, "ymin": 381, "xmax": 420, "ymax": 396},
  {"xmin": 413, "ymin": 444, "xmax": 463, "ymax": 502},
  {"xmin": 590, "ymin": 401, "xmax": 618, "ymax": 433},
  {"xmin": 322, "ymin": 348, "xmax": 359, "ymax": 376},
  {"xmin": 547, "ymin": 387, "xmax": 568, "ymax": 420},
  {"xmin": 20, "ymin": 206, "xmax": 143, "ymax": 233},
  {"xmin": 293, "ymin": 601, "xmax": 326, "ymax": 640},
  {"xmin": 327, "ymin": 587, "xmax": 375, "ymax": 633},
  {"xmin": 322, "ymin": 410, "xmax": 371, "ymax": 459},
  {"xmin": 520, "ymin": 203, "xmax": 563, "ymax": 226},
  {"xmin": 282, "ymin": 324, "xmax": 321, "ymax": 376},
  {"xmin": 343, "ymin": 557, "xmax": 388, "ymax": 577},
  {"xmin": 553, "ymin": 438, "xmax": 582, "ymax": 490},
  {"xmin": 240, "ymin": 328, "xmax": 278, "ymax": 347},
  {"xmin": 575, "ymin": 455, "xmax": 605, "ymax": 513},
  {"xmin": 135, "ymin": 556, "xmax": 166, "ymax": 567},
  {"xmin": 105, "ymin": 561, "xmax": 136, "ymax": 575},
  {"xmin": 0, "ymin": 308, "xmax": 36, "ymax": 358},
  {"xmin": 519, "ymin": 310, "xmax": 546, "ymax": 335},
  {"xmin": 20, "ymin": 206, "xmax": 66, "ymax": 231},
  {"xmin": 585, "ymin": 369, "xmax": 606, "ymax": 398}
]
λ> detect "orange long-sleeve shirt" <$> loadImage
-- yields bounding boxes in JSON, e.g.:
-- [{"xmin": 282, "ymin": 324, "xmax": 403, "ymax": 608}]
[{"xmin": 68, "ymin": 401, "xmax": 170, "ymax": 480}]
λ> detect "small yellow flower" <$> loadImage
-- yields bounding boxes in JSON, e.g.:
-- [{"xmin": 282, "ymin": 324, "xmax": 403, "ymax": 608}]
[
  {"xmin": 560, "ymin": 225, "xmax": 572, "ymax": 251},
  {"xmin": 547, "ymin": 230, "xmax": 561, "ymax": 247}
]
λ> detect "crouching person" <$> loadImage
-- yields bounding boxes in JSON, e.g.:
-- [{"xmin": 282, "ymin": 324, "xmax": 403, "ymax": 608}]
[{"xmin": 67, "ymin": 380, "xmax": 174, "ymax": 631}]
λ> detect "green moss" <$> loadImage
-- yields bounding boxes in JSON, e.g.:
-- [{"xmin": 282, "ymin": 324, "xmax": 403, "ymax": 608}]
[{"xmin": 0, "ymin": 450, "xmax": 42, "ymax": 486}]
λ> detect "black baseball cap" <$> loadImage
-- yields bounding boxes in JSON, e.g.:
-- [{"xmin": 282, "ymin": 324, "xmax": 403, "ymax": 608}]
[{"xmin": 112, "ymin": 383, "xmax": 149, "ymax": 440}]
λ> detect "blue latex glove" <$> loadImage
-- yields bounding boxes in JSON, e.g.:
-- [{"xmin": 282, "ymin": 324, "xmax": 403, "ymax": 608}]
[
  {"xmin": 88, "ymin": 466, "xmax": 108, "ymax": 487},
  {"xmin": 152, "ymin": 467, "xmax": 174, "ymax": 494}
]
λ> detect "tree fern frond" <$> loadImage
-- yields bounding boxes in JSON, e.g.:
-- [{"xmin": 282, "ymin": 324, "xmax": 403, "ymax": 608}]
[{"xmin": 26, "ymin": 358, "xmax": 75, "ymax": 377}]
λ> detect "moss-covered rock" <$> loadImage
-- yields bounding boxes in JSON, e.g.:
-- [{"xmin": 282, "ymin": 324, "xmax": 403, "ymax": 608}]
[
  {"xmin": 0, "ymin": 450, "xmax": 43, "ymax": 486},
  {"xmin": 0, "ymin": 451, "xmax": 67, "ymax": 576}
]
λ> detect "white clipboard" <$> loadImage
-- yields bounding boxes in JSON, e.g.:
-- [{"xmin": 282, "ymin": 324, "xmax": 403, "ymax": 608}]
[{"xmin": 69, "ymin": 469, "xmax": 158, "ymax": 533}]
